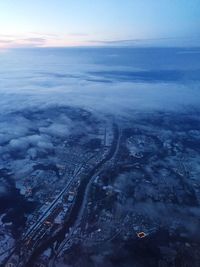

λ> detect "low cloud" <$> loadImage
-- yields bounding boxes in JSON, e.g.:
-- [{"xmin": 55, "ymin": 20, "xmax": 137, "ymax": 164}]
[
  {"xmin": 0, "ymin": 35, "xmax": 47, "ymax": 49},
  {"xmin": 90, "ymin": 37, "xmax": 174, "ymax": 44},
  {"xmin": 0, "ymin": 47, "xmax": 199, "ymax": 178},
  {"xmin": 89, "ymin": 36, "xmax": 200, "ymax": 47}
]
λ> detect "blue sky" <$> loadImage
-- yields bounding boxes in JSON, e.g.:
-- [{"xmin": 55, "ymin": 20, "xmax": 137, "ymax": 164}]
[{"xmin": 0, "ymin": 0, "xmax": 199, "ymax": 48}]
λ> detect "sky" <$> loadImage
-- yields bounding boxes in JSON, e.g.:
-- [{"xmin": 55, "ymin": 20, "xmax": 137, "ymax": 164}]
[{"xmin": 0, "ymin": 0, "xmax": 200, "ymax": 48}]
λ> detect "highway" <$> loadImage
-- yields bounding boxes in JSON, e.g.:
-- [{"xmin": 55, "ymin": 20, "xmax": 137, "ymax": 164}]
[{"xmin": 22, "ymin": 152, "xmax": 96, "ymax": 245}]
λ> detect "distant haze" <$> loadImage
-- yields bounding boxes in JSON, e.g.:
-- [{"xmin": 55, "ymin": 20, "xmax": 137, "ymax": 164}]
[{"xmin": 0, "ymin": 47, "xmax": 200, "ymax": 116}]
